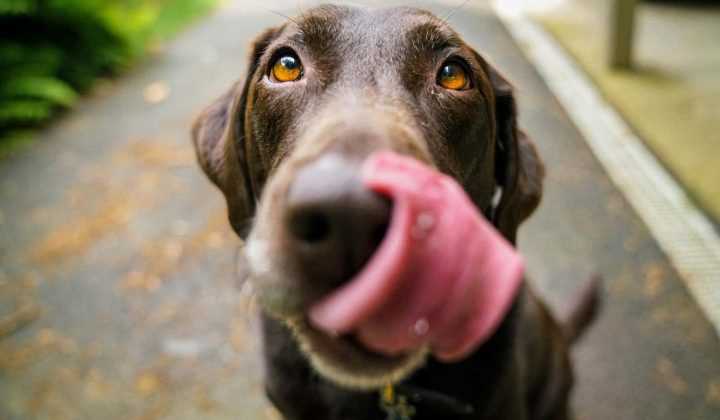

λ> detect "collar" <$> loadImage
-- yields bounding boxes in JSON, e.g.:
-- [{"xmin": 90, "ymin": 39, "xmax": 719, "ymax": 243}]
[
  {"xmin": 484, "ymin": 185, "xmax": 504, "ymax": 221},
  {"xmin": 380, "ymin": 383, "xmax": 475, "ymax": 419}
]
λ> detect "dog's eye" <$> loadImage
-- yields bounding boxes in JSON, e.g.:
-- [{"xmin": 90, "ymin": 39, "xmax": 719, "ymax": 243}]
[
  {"xmin": 271, "ymin": 54, "xmax": 303, "ymax": 82},
  {"xmin": 437, "ymin": 61, "xmax": 469, "ymax": 90}
]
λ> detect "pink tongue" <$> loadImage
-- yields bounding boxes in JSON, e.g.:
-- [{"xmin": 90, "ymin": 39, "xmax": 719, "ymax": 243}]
[{"xmin": 308, "ymin": 152, "xmax": 524, "ymax": 361}]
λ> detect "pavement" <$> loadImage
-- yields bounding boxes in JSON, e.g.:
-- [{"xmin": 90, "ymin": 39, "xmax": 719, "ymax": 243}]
[{"xmin": 1, "ymin": 1, "xmax": 719, "ymax": 419}]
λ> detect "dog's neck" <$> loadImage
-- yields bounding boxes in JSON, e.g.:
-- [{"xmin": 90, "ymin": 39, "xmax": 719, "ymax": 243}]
[{"xmin": 379, "ymin": 287, "xmax": 525, "ymax": 418}]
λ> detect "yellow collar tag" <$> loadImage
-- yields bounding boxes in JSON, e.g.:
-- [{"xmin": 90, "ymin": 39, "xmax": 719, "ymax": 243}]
[{"xmin": 380, "ymin": 384, "xmax": 416, "ymax": 420}]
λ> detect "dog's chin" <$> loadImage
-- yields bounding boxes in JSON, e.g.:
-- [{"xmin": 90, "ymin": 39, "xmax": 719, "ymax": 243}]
[
  {"xmin": 246, "ymin": 239, "xmax": 427, "ymax": 389},
  {"xmin": 283, "ymin": 316, "xmax": 428, "ymax": 390}
]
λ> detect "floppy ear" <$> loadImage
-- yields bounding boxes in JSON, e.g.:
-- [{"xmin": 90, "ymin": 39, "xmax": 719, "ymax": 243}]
[
  {"xmin": 191, "ymin": 27, "xmax": 280, "ymax": 237},
  {"xmin": 485, "ymin": 62, "xmax": 545, "ymax": 244}
]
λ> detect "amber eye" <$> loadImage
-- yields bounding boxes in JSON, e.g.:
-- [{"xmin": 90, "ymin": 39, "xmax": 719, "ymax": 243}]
[
  {"xmin": 437, "ymin": 62, "xmax": 469, "ymax": 90},
  {"xmin": 271, "ymin": 54, "xmax": 302, "ymax": 82}
]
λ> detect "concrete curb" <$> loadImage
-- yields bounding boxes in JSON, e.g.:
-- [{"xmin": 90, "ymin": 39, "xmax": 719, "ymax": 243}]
[{"xmin": 493, "ymin": 0, "xmax": 720, "ymax": 337}]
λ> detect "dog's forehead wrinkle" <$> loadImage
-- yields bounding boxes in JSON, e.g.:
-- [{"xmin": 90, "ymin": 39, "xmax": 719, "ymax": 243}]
[
  {"xmin": 289, "ymin": 5, "xmax": 453, "ymax": 79},
  {"xmin": 295, "ymin": 4, "xmax": 354, "ymax": 39}
]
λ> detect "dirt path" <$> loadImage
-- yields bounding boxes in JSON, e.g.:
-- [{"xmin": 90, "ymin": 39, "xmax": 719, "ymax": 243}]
[{"xmin": 1, "ymin": 2, "xmax": 718, "ymax": 419}]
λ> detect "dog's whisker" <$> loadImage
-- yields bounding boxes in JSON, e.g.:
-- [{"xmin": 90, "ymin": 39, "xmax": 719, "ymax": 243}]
[
  {"xmin": 232, "ymin": 243, "xmax": 260, "ymax": 315},
  {"xmin": 233, "ymin": 244, "xmax": 248, "ymax": 283},
  {"xmin": 296, "ymin": 0, "xmax": 306, "ymax": 19},
  {"xmin": 239, "ymin": 276, "xmax": 254, "ymax": 296},
  {"xmin": 256, "ymin": 4, "xmax": 300, "ymax": 25},
  {"xmin": 440, "ymin": 0, "xmax": 472, "ymax": 24},
  {"xmin": 237, "ymin": 281, "xmax": 259, "ymax": 318}
]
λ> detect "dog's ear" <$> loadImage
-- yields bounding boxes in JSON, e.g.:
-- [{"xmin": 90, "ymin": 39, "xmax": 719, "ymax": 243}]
[
  {"xmin": 191, "ymin": 27, "xmax": 280, "ymax": 237},
  {"xmin": 484, "ymin": 61, "xmax": 544, "ymax": 244}
]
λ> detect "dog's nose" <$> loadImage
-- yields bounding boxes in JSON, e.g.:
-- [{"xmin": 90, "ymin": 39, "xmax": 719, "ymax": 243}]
[{"xmin": 286, "ymin": 155, "xmax": 391, "ymax": 289}]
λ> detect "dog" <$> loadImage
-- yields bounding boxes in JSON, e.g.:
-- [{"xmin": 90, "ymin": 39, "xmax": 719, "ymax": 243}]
[{"xmin": 192, "ymin": 5, "xmax": 599, "ymax": 419}]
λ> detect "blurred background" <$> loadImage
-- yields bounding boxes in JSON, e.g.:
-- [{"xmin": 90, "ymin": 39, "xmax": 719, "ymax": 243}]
[
  {"xmin": 1, "ymin": 1, "xmax": 719, "ymax": 419},
  {"xmin": 0, "ymin": 0, "xmax": 218, "ymax": 150},
  {"xmin": 532, "ymin": 0, "xmax": 720, "ymax": 230}
]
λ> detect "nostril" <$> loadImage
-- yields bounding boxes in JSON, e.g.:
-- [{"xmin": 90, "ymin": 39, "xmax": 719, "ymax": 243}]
[
  {"xmin": 284, "ymin": 155, "xmax": 393, "ymax": 290},
  {"xmin": 290, "ymin": 209, "xmax": 332, "ymax": 243},
  {"xmin": 371, "ymin": 222, "xmax": 390, "ymax": 251}
]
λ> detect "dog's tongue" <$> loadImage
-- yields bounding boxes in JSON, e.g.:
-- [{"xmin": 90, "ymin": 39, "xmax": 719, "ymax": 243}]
[{"xmin": 308, "ymin": 152, "xmax": 524, "ymax": 361}]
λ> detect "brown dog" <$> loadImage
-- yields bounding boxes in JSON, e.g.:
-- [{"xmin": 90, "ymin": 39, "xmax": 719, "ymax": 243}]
[{"xmin": 192, "ymin": 5, "xmax": 598, "ymax": 419}]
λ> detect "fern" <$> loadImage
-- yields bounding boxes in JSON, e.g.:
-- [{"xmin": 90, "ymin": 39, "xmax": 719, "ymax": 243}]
[
  {"xmin": 0, "ymin": 99, "xmax": 54, "ymax": 125},
  {"xmin": 1, "ymin": 76, "xmax": 77, "ymax": 107},
  {"xmin": 0, "ymin": 0, "xmax": 34, "ymax": 15},
  {"xmin": 0, "ymin": 0, "xmax": 218, "ymax": 146}
]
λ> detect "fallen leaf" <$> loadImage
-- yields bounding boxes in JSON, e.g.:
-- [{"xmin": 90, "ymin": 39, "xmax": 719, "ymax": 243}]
[
  {"xmin": 143, "ymin": 81, "xmax": 170, "ymax": 104},
  {"xmin": 656, "ymin": 357, "xmax": 688, "ymax": 395},
  {"xmin": 0, "ymin": 300, "xmax": 41, "ymax": 337},
  {"xmin": 643, "ymin": 262, "xmax": 665, "ymax": 298},
  {"xmin": 707, "ymin": 379, "xmax": 720, "ymax": 406},
  {"xmin": 135, "ymin": 372, "xmax": 161, "ymax": 396}
]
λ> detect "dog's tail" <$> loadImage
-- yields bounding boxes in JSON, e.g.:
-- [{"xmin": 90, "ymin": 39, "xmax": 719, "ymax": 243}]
[{"xmin": 561, "ymin": 275, "xmax": 602, "ymax": 343}]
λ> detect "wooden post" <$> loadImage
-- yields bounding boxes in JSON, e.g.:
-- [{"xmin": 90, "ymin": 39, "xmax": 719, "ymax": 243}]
[{"xmin": 610, "ymin": 0, "xmax": 638, "ymax": 70}]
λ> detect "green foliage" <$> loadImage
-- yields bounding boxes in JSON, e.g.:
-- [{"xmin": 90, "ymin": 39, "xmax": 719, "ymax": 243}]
[{"xmin": 0, "ymin": 0, "xmax": 217, "ymax": 145}]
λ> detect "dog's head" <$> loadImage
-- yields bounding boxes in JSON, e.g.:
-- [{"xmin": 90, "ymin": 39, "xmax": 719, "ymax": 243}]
[{"xmin": 193, "ymin": 5, "xmax": 543, "ymax": 389}]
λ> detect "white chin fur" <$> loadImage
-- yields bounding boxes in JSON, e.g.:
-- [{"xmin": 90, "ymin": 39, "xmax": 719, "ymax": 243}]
[{"xmin": 286, "ymin": 317, "xmax": 428, "ymax": 390}]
